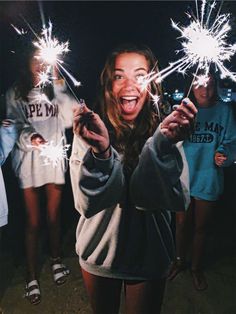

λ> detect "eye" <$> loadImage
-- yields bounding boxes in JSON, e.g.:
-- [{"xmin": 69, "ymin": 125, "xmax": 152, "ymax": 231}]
[
  {"xmin": 135, "ymin": 73, "xmax": 147, "ymax": 83},
  {"xmin": 114, "ymin": 74, "xmax": 123, "ymax": 80}
]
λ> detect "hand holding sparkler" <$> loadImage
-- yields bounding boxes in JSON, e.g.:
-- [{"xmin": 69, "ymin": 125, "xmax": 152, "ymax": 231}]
[
  {"xmin": 31, "ymin": 133, "xmax": 46, "ymax": 146},
  {"xmin": 160, "ymin": 98, "xmax": 197, "ymax": 143},
  {"xmin": 73, "ymin": 104, "xmax": 110, "ymax": 158}
]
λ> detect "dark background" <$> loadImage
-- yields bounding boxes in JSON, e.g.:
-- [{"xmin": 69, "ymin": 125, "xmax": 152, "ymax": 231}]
[
  {"xmin": 1, "ymin": 1, "xmax": 235, "ymax": 103},
  {"xmin": 0, "ymin": 1, "xmax": 235, "ymax": 286}
]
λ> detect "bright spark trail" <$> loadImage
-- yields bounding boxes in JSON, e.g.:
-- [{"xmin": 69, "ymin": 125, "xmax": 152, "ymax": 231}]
[
  {"xmin": 29, "ymin": 137, "xmax": 70, "ymax": 168},
  {"xmin": 141, "ymin": 0, "xmax": 236, "ymax": 87},
  {"xmin": 33, "ymin": 21, "xmax": 81, "ymax": 87}
]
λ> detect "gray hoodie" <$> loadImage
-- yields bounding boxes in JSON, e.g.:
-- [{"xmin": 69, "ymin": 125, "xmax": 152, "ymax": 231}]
[{"xmin": 70, "ymin": 127, "xmax": 189, "ymax": 280}]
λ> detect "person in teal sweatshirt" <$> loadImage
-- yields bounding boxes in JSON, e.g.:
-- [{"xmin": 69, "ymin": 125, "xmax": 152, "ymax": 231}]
[{"xmin": 168, "ymin": 73, "xmax": 236, "ymax": 291}]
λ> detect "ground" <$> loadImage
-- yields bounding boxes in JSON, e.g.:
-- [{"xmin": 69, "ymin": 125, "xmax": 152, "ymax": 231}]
[
  {"xmin": 0, "ymin": 167, "xmax": 236, "ymax": 313},
  {"xmin": 0, "ymin": 221, "xmax": 235, "ymax": 314}
]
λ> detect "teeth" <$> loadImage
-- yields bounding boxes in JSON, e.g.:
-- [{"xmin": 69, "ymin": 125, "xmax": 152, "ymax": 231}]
[{"xmin": 121, "ymin": 96, "xmax": 138, "ymax": 101}]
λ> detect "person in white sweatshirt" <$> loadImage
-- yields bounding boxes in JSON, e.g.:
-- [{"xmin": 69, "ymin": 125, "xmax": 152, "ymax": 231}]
[
  {"xmin": 6, "ymin": 46, "xmax": 74, "ymax": 305},
  {"xmin": 70, "ymin": 44, "xmax": 197, "ymax": 314}
]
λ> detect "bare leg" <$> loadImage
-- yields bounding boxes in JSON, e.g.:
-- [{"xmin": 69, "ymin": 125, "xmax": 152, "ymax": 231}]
[
  {"xmin": 168, "ymin": 200, "xmax": 194, "ymax": 280},
  {"xmin": 124, "ymin": 278, "xmax": 166, "ymax": 314},
  {"xmin": 175, "ymin": 202, "xmax": 194, "ymax": 261},
  {"xmin": 81, "ymin": 268, "xmax": 122, "ymax": 314},
  {"xmin": 45, "ymin": 183, "xmax": 63, "ymax": 259},
  {"xmin": 23, "ymin": 187, "xmax": 41, "ymax": 282},
  {"xmin": 191, "ymin": 199, "xmax": 215, "ymax": 290}
]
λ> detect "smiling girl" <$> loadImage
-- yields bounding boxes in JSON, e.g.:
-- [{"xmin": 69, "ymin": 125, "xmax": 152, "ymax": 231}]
[{"xmin": 70, "ymin": 44, "xmax": 197, "ymax": 314}]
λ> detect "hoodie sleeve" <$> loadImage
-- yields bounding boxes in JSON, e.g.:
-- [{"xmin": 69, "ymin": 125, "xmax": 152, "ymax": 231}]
[
  {"xmin": 70, "ymin": 135, "xmax": 125, "ymax": 218},
  {"xmin": 6, "ymin": 88, "xmax": 37, "ymax": 152},
  {"xmin": 130, "ymin": 126, "xmax": 186, "ymax": 212},
  {"xmin": 216, "ymin": 103, "xmax": 236, "ymax": 166},
  {"xmin": 0, "ymin": 124, "xmax": 17, "ymax": 166}
]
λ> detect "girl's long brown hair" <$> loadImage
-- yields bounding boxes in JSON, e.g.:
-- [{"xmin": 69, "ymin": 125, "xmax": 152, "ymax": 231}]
[{"xmin": 96, "ymin": 43, "xmax": 165, "ymax": 177}]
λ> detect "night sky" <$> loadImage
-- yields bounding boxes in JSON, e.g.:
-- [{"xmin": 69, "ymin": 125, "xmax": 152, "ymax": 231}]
[{"xmin": 1, "ymin": 1, "xmax": 235, "ymax": 104}]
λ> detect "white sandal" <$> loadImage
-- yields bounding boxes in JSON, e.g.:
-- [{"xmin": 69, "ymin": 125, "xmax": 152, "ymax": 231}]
[
  {"xmin": 51, "ymin": 259, "xmax": 70, "ymax": 286},
  {"xmin": 24, "ymin": 279, "xmax": 41, "ymax": 305}
]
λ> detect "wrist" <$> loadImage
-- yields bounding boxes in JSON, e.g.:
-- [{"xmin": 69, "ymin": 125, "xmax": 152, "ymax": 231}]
[{"xmin": 92, "ymin": 143, "xmax": 111, "ymax": 159}]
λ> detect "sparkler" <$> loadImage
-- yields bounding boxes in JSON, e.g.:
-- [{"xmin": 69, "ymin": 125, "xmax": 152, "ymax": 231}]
[
  {"xmin": 33, "ymin": 21, "xmax": 81, "ymax": 87},
  {"xmin": 29, "ymin": 137, "xmax": 70, "ymax": 168},
  {"xmin": 12, "ymin": 20, "xmax": 81, "ymax": 88},
  {"xmin": 11, "ymin": 18, "xmax": 82, "ymax": 167},
  {"xmin": 28, "ymin": 89, "xmax": 52, "ymax": 105},
  {"xmin": 137, "ymin": 72, "xmax": 161, "ymax": 118},
  {"xmin": 140, "ymin": 0, "xmax": 236, "ymax": 88}
]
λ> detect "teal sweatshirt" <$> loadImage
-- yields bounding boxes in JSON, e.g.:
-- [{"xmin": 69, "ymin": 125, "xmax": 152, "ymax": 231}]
[{"xmin": 183, "ymin": 101, "xmax": 236, "ymax": 201}]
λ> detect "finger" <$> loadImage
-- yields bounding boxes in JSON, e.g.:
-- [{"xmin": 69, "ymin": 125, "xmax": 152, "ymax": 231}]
[
  {"xmin": 177, "ymin": 98, "xmax": 198, "ymax": 116},
  {"xmin": 175, "ymin": 103, "xmax": 196, "ymax": 121},
  {"xmin": 73, "ymin": 103, "xmax": 91, "ymax": 117}
]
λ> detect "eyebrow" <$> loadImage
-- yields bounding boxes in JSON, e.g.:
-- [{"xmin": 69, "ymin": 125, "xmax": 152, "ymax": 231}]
[{"xmin": 114, "ymin": 67, "xmax": 148, "ymax": 72}]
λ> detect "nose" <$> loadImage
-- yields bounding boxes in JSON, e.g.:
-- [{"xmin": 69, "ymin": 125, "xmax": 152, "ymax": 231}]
[{"xmin": 123, "ymin": 78, "xmax": 137, "ymax": 91}]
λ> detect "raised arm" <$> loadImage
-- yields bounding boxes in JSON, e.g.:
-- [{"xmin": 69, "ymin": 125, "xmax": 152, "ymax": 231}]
[
  {"xmin": 130, "ymin": 98, "xmax": 197, "ymax": 212},
  {"xmin": 70, "ymin": 105, "xmax": 125, "ymax": 218}
]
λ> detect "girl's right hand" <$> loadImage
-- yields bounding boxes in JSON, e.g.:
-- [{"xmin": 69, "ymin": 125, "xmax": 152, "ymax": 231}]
[
  {"xmin": 215, "ymin": 152, "xmax": 227, "ymax": 167},
  {"xmin": 31, "ymin": 134, "xmax": 46, "ymax": 146},
  {"xmin": 73, "ymin": 104, "xmax": 110, "ymax": 157}
]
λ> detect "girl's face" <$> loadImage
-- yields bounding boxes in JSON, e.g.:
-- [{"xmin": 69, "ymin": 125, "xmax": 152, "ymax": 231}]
[
  {"xmin": 192, "ymin": 75, "xmax": 216, "ymax": 107},
  {"xmin": 30, "ymin": 52, "xmax": 46, "ymax": 83},
  {"xmin": 112, "ymin": 52, "xmax": 149, "ymax": 123}
]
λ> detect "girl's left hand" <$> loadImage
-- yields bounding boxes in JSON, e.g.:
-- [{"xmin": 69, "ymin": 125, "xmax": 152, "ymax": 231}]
[
  {"xmin": 160, "ymin": 98, "xmax": 197, "ymax": 143},
  {"xmin": 215, "ymin": 152, "xmax": 227, "ymax": 166}
]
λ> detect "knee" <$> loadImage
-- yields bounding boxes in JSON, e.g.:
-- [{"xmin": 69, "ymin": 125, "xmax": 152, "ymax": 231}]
[
  {"xmin": 176, "ymin": 214, "xmax": 187, "ymax": 231},
  {"xmin": 26, "ymin": 220, "xmax": 40, "ymax": 234},
  {"xmin": 47, "ymin": 212, "xmax": 60, "ymax": 226}
]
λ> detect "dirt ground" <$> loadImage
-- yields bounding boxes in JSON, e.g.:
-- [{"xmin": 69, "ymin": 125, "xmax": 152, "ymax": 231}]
[{"xmin": 0, "ymin": 223, "xmax": 235, "ymax": 314}]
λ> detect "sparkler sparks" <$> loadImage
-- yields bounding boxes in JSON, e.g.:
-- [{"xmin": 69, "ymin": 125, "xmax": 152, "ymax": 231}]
[
  {"xmin": 193, "ymin": 74, "xmax": 210, "ymax": 88},
  {"xmin": 12, "ymin": 19, "xmax": 81, "ymax": 88},
  {"xmin": 33, "ymin": 21, "xmax": 69, "ymax": 66},
  {"xmin": 11, "ymin": 24, "xmax": 27, "ymax": 35},
  {"xmin": 141, "ymin": 0, "xmax": 236, "ymax": 86},
  {"xmin": 137, "ymin": 72, "xmax": 161, "ymax": 117},
  {"xmin": 30, "ymin": 137, "xmax": 70, "ymax": 168},
  {"xmin": 28, "ymin": 89, "xmax": 52, "ymax": 105},
  {"xmin": 32, "ymin": 21, "xmax": 81, "ymax": 87}
]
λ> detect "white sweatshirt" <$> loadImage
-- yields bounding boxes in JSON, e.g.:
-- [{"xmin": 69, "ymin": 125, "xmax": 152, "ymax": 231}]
[
  {"xmin": 6, "ymin": 81, "xmax": 76, "ymax": 188},
  {"xmin": 70, "ymin": 127, "xmax": 189, "ymax": 280}
]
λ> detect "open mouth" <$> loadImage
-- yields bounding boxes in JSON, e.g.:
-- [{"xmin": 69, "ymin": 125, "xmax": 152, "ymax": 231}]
[{"xmin": 120, "ymin": 96, "xmax": 139, "ymax": 113}]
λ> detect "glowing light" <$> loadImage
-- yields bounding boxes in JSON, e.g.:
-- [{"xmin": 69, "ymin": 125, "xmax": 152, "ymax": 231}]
[
  {"xmin": 30, "ymin": 137, "xmax": 70, "ymax": 168},
  {"xmin": 11, "ymin": 19, "xmax": 81, "ymax": 101},
  {"xmin": 28, "ymin": 89, "xmax": 52, "ymax": 105},
  {"xmin": 35, "ymin": 67, "xmax": 52, "ymax": 88},
  {"xmin": 137, "ymin": 74, "xmax": 161, "ymax": 117},
  {"xmin": 11, "ymin": 24, "xmax": 27, "ymax": 35},
  {"xmin": 31, "ymin": 20, "xmax": 80, "ymax": 87},
  {"xmin": 33, "ymin": 21, "xmax": 69, "ymax": 65},
  {"xmin": 193, "ymin": 74, "xmax": 210, "ymax": 88},
  {"xmin": 142, "ymin": 0, "xmax": 236, "ymax": 86}
]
